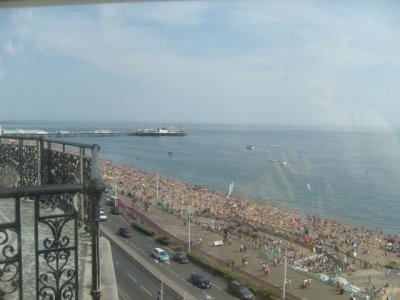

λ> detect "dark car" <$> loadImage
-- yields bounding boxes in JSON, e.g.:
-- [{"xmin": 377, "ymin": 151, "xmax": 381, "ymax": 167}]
[
  {"xmin": 118, "ymin": 227, "xmax": 132, "ymax": 238},
  {"xmin": 173, "ymin": 251, "xmax": 189, "ymax": 264},
  {"xmin": 189, "ymin": 272, "xmax": 212, "ymax": 289},
  {"xmin": 111, "ymin": 206, "xmax": 123, "ymax": 215},
  {"xmin": 227, "ymin": 281, "xmax": 254, "ymax": 300}
]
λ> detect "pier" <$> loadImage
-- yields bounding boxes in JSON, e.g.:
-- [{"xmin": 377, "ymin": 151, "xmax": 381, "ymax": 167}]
[
  {"xmin": 0, "ymin": 131, "xmax": 136, "ymax": 138},
  {"xmin": 0, "ymin": 128, "xmax": 187, "ymax": 138}
]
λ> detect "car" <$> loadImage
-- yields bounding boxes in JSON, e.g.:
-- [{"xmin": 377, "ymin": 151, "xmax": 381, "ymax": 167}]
[
  {"xmin": 227, "ymin": 281, "xmax": 254, "ymax": 300},
  {"xmin": 152, "ymin": 248, "xmax": 170, "ymax": 262},
  {"xmin": 111, "ymin": 206, "xmax": 123, "ymax": 215},
  {"xmin": 99, "ymin": 209, "xmax": 107, "ymax": 221},
  {"xmin": 188, "ymin": 272, "xmax": 212, "ymax": 289},
  {"xmin": 173, "ymin": 251, "xmax": 189, "ymax": 264},
  {"xmin": 118, "ymin": 227, "xmax": 132, "ymax": 237}
]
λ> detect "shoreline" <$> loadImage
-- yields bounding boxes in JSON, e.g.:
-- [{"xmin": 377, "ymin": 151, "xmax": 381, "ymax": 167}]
[{"xmin": 99, "ymin": 159, "xmax": 398, "ymax": 269}]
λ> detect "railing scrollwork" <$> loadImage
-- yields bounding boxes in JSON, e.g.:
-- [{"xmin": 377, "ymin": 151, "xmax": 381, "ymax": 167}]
[{"xmin": 0, "ymin": 137, "xmax": 104, "ymax": 300}]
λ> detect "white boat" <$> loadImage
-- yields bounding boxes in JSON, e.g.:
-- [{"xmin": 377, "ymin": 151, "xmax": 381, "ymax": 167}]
[
  {"xmin": 227, "ymin": 181, "xmax": 234, "ymax": 197},
  {"xmin": 268, "ymin": 159, "xmax": 277, "ymax": 162},
  {"xmin": 307, "ymin": 183, "xmax": 311, "ymax": 189},
  {"xmin": 281, "ymin": 160, "xmax": 287, "ymax": 166},
  {"xmin": 246, "ymin": 145, "xmax": 255, "ymax": 150}
]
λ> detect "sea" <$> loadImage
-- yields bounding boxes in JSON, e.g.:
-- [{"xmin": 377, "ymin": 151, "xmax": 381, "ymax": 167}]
[{"xmin": 2, "ymin": 120, "xmax": 399, "ymax": 235}]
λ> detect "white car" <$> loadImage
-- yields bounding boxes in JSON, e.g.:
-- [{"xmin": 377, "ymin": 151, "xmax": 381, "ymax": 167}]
[
  {"xmin": 99, "ymin": 209, "xmax": 107, "ymax": 221},
  {"xmin": 152, "ymin": 248, "xmax": 169, "ymax": 262}
]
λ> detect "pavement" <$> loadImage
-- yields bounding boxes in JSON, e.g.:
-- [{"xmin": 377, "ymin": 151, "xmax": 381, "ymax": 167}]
[{"xmin": 116, "ymin": 196, "xmax": 399, "ymax": 300}]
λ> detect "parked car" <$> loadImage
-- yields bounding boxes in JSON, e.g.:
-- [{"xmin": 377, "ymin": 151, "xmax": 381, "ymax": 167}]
[
  {"xmin": 173, "ymin": 251, "xmax": 189, "ymax": 264},
  {"xmin": 111, "ymin": 206, "xmax": 123, "ymax": 215},
  {"xmin": 152, "ymin": 248, "xmax": 170, "ymax": 262},
  {"xmin": 227, "ymin": 281, "xmax": 254, "ymax": 299},
  {"xmin": 99, "ymin": 209, "xmax": 107, "ymax": 221},
  {"xmin": 188, "ymin": 272, "xmax": 212, "ymax": 289},
  {"xmin": 118, "ymin": 227, "xmax": 132, "ymax": 238}
]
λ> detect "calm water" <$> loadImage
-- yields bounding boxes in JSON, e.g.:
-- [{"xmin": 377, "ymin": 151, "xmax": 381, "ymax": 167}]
[{"xmin": 2, "ymin": 121, "xmax": 400, "ymax": 234}]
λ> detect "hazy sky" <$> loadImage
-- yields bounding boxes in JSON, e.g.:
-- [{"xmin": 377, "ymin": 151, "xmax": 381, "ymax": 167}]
[{"xmin": 1, "ymin": 1, "xmax": 400, "ymax": 128}]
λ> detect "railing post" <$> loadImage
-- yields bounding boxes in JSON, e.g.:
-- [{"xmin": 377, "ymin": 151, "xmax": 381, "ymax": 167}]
[
  {"xmin": 87, "ymin": 178, "xmax": 105, "ymax": 300},
  {"xmin": 18, "ymin": 138, "xmax": 24, "ymax": 186},
  {"xmin": 88, "ymin": 144, "xmax": 104, "ymax": 300},
  {"xmin": 91, "ymin": 144, "xmax": 100, "ymax": 179}
]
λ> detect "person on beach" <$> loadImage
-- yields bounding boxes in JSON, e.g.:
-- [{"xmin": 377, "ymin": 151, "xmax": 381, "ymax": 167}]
[{"xmin": 99, "ymin": 159, "xmax": 391, "ymax": 282}]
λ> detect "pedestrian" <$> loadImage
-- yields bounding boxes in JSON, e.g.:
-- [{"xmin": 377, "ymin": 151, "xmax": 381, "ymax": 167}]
[
  {"xmin": 308, "ymin": 278, "xmax": 312, "ymax": 289},
  {"xmin": 264, "ymin": 264, "xmax": 270, "ymax": 275},
  {"xmin": 243, "ymin": 245, "xmax": 247, "ymax": 253},
  {"xmin": 287, "ymin": 278, "xmax": 291, "ymax": 289},
  {"xmin": 231, "ymin": 260, "xmax": 235, "ymax": 271}
]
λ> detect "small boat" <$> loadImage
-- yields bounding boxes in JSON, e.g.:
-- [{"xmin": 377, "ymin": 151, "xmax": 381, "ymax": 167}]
[
  {"xmin": 227, "ymin": 181, "xmax": 234, "ymax": 197},
  {"xmin": 281, "ymin": 160, "xmax": 287, "ymax": 166},
  {"xmin": 246, "ymin": 145, "xmax": 255, "ymax": 150},
  {"xmin": 307, "ymin": 183, "xmax": 311, "ymax": 189},
  {"xmin": 268, "ymin": 159, "xmax": 277, "ymax": 162},
  {"xmin": 168, "ymin": 151, "xmax": 173, "ymax": 156}
]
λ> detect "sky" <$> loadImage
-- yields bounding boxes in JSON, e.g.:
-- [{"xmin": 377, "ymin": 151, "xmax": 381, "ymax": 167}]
[{"xmin": 0, "ymin": 0, "xmax": 400, "ymax": 128}]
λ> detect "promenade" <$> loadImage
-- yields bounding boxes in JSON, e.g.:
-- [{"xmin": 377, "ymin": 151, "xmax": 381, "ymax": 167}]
[
  {"xmin": 118, "ymin": 198, "xmax": 393, "ymax": 300},
  {"xmin": 100, "ymin": 160, "xmax": 399, "ymax": 300}
]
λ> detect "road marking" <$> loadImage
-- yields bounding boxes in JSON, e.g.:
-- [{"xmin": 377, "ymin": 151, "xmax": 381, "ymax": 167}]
[
  {"xmin": 201, "ymin": 291, "xmax": 215, "ymax": 299},
  {"xmin": 213, "ymin": 283, "xmax": 222, "ymax": 290},
  {"xmin": 118, "ymin": 287, "xmax": 132, "ymax": 300},
  {"xmin": 140, "ymin": 286, "xmax": 152, "ymax": 296},
  {"xmin": 165, "ymin": 261, "xmax": 171, "ymax": 265},
  {"xmin": 127, "ymin": 273, "xmax": 137, "ymax": 283}
]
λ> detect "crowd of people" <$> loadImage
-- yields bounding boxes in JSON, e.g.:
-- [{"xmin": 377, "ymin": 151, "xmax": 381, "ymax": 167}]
[{"xmin": 99, "ymin": 160, "xmax": 398, "ymax": 276}]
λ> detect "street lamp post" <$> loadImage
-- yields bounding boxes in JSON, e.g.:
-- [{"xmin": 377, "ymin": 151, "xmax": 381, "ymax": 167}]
[
  {"xmin": 156, "ymin": 174, "xmax": 159, "ymax": 206},
  {"xmin": 187, "ymin": 210, "xmax": 192, "ymax": 254},
  {"xmin": 283, "ymin": 254, "xmax": 287, "ymax": 299}
]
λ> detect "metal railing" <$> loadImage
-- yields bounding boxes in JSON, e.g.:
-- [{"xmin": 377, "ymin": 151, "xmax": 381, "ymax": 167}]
[{"xmin": 0, "ymin": 136, "xmax": 105, "ymax": 300}]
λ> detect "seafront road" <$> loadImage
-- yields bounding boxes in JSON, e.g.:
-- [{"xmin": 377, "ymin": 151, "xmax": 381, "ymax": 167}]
[
  {"xmin": 100, "ymin": 206, "xmax": 239, "ymax": 300},
  {"xmin": 116, "ymin": 198, "xmax": 393, "ymax": 300}
]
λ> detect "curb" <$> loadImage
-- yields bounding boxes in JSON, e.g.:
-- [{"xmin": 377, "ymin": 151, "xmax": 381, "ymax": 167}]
[{"xmin": 100, "ymin": 224, "xmax": 198, "ymax": 300}]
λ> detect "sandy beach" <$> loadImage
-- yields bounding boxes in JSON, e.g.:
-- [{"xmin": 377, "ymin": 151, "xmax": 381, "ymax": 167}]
[{"xmin": 99, "ymin": 159, "xmax": 400, "ymax": 298}]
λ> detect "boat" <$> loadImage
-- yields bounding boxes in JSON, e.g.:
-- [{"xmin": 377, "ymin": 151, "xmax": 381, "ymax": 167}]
[
  {"xmin": 268, "ymin": 159, "xmax": 277, "ymax": 162},
  {"xmin": 134, "ymin": 127, "xmax": 187, "ymax": 136},
  {"xmin": 227, "ymin": 181, "xmax": 234, "ymax": 197},
  {"xmin": 281, "ymin": 160, "xmax": 287, "ymax": 166},
  {"xmin": 168, "ymin": 151, "xmax": 173, "ymax": 156},
  {"xmin": 246, "ymin": 145, "xmax": 255, "ymax": 150},
  {"xmin": 307, "ymin": 183, "xmax": 311, "ymax": 189}
]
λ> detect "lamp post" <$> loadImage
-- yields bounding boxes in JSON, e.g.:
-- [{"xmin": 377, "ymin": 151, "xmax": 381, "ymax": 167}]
[
  {"xmin": 283, "ymin": 254, "xmax": 287, "ymax": 299},
  {"xmin": 187, "ymin": 210, "xmax": 192, "ymax": 254},
  {"xmin": 156, "ymin": 174, "xmax": 159, "ymax": 206}
]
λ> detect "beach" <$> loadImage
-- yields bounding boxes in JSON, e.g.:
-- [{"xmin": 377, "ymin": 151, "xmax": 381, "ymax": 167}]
[{"xmin": 99, "ymin": 159, "xmax": 399, "ymax": 298}]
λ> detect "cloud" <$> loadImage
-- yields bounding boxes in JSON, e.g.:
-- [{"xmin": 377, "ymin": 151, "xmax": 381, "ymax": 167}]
[
  {"xmin": 3, "ymin": 38, "xmax": 24, "ymax": 56},
  {"xmin": 2, "ymin": 2, "xmax": 400, "ymax": 127},
  {"xmin": 96, "ymin": 1, "xmax": 212, "ymax": 26}
]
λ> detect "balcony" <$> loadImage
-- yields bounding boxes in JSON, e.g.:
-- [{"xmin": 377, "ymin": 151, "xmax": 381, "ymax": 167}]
[{"xmin": 0, "ymin": 136, "xmax": 114, "ymax": 299}]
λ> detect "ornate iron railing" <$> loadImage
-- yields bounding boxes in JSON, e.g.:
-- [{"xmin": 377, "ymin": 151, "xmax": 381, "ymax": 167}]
[{"xmin": 0, "ymin": 136, "xmax": 105, "ymax": 300}]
